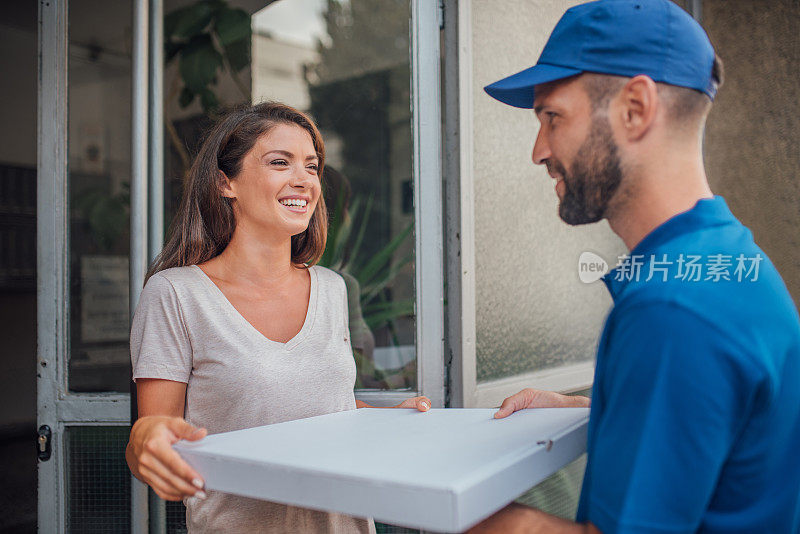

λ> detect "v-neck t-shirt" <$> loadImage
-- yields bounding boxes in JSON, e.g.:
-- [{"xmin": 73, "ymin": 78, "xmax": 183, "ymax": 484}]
[{"xmin": 130, "ymin": 264, "xmax": 375, "ymax": 534}]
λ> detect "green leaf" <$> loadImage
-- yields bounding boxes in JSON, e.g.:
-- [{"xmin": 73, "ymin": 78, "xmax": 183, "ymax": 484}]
[
  {"xmin": 169, "ymin": 2, "xmax": 215, "ymax": 40},
  {"xmin": 164, "ymin": 39, "xmax": 183, "ymax": 64},
  {"xmin": 178, "ymin": 87, "xmax": 195, "ymax": 108},
  {"xmin": 347, "ymin": 195, "xmax": 372, "ymax": 270},
  {"xmin": 199, "ymin": 88, "xmax": 219, "ymax": 112},
  {"xmin": 356, "ymin": 222, "xmax": 413, "ymax": 286},
  {"xmin": 179, "ymin": 34, "xmax": 223, "ymax": 92},
  {"xmin": 361, "ymin": 253, "xmax": 413, "ymax": 304},
  {"xmin": 362, "ymin": 298, "xmax": 414, "ymax": 314},
  {"xmin": 214, "ymin": 7, "xmax": 251, "ymax": 46},
  {"xmin": 223, "ymin": 38, "xmax": 251, "ymax": 72},
  {"xmin": 364, "ymin": 300, "xmax": 414, "ymax": 331},
  {"xmin": 88, "ymin": 195, "xmax": 128, "ymax": 251}
]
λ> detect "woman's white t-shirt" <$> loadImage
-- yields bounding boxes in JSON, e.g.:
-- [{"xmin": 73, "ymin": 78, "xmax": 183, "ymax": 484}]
[{"xmin": 131, "ymin": 264, "xmax": 375, "ymax": 534}]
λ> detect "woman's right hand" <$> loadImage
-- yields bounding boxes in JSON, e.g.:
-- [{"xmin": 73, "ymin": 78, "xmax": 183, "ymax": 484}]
[{"xmin": 127, "ymin": 415, "xmax": 208, "ymax": 501}]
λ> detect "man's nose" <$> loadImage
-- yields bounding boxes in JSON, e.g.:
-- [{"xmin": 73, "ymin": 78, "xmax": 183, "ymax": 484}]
[{"xmin": 532, "ymin": 128, "xmax": 550, "ymax": 166}]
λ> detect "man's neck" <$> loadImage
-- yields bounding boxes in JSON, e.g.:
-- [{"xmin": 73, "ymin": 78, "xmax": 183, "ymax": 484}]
[{"xmin": 606, "ymin": 151, "xmax": 712, "ymax": 251}]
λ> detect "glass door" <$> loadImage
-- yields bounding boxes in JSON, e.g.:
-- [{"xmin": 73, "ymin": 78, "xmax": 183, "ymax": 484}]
[{"xmin": 39, "ymin": 0, "xmax": 443, "ymax": 531}]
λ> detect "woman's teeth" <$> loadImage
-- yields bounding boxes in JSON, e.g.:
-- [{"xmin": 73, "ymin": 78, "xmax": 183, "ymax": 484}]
[{"xmin": 280, "ymin": 199, "xmax": 307, "ymax": 207}]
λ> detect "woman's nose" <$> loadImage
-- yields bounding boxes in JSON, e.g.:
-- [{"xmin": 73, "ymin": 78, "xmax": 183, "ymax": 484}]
[{"xmin": 290, "ymin": 165, "xmax": 313, "ymax": 187}]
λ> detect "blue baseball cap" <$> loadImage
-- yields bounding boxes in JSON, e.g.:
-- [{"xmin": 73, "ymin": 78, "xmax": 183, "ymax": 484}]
[{"xmin": 484, "ymin": 0, "xmax": 717, "ymax": 109}]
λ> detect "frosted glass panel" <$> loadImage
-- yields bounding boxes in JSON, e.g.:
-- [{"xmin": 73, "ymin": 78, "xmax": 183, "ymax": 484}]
[{"xmin": 471, "ymin": 0, "xmax": 626, "ymax": 382}]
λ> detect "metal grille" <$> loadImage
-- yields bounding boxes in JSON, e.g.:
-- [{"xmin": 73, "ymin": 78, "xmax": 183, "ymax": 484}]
[
  {"xmin": 163, "ymin": 500, "xmax": 417, "ymax": 533},
  {"xmin": 515, "ymin": 454, "xmax": 587, "ymax": 520},
  {"xmin": 375, "ymin": 522, "xmax": 419, "ymax": 533},
  {"xmin": 165, "ymin": 500, "xmax": 187, "ymax": 534},
  {"xmin": 66, "ymin": 426, "xmax": 131, "ymax": 533}
]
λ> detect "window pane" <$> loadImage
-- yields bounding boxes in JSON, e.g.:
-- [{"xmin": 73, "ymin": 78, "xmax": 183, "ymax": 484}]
[
  {"xmin": 68, "ymin": 0, "xmax": 133, "ymax": 392},
  {"xmin": 252, "ymin": 0, "xmax": 417, "ymax": 390},
  {"xmin": 471, "ymin": 0, "xmax": 625, "ymax": 383}
]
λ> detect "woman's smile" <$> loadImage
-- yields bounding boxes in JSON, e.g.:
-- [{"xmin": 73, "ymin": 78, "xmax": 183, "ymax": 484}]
[{"xmin": 278, "ymin": 196, "xmax": 310, "ymax": 214}]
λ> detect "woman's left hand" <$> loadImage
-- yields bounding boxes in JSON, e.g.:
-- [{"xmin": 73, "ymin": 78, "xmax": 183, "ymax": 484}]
[{"xmin": 393, "ymin": 396, "xmax": 431, "ymax": 412}]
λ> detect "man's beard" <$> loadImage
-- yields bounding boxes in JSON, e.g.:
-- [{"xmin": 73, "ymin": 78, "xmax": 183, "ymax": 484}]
[{"xmin": 548, "ymin": 115, "xmax": 623, "ymax": 225}]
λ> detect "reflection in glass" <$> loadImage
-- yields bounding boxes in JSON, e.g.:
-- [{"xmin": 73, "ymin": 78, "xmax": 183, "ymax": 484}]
[
  {"xmin": 68, "ymin": 0, "xmax": 133, "ymax": 392},
  {"xmin": 253, "ymin": 0, "xmax": 417, "ymax": 390}
]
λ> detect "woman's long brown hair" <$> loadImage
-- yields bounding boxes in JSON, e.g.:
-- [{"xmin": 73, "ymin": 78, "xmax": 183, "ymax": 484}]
[{"xmin": 145, "ymin": 102, "xmax": 327, "ymax": 284}]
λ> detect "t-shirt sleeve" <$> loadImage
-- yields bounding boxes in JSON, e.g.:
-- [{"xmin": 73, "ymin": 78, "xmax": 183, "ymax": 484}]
[
  {"xmin": 583, "ymin": 301, "xmax": 760, "ymax": 534},
  {"xmin": 130, "ymin": 273, "xmax": 193, "ymax": 383}
]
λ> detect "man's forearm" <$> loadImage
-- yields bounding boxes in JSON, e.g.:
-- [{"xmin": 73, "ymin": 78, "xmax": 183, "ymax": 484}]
[
  {"xmin": 525, "ymin": 508, "xmax": 598, "ymax": 534},
  {"xmin": 560, "ymin": 395, "xmax": 591, "ymax": 408},
  {"xmin": 468, "ymin": 503, "xmax": 600, "ymax": 534}
]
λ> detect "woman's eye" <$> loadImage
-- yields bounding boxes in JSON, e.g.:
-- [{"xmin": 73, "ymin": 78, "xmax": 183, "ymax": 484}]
[
  {"xmin": 307, "ymin": 164, "xmax": 319, "ymax": 172},
  {"xmin": 270, "ymin": 159, "xmax": 288, "ymax": 166}
]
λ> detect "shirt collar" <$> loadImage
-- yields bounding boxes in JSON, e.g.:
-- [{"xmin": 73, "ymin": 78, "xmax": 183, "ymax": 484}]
[{"xmin": 602, "ymin": 196, "xmax": 736, "ymax": 300}]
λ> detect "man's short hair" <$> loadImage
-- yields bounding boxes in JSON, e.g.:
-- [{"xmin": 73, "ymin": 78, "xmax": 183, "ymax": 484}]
[{"xmin": 582, "ymin": 54, "xmax": 725, "ymax": 126}]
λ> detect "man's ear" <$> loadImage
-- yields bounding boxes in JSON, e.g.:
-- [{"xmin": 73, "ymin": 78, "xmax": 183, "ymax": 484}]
[
  {"xmin": 218, "ymin": 170, "xmax": 235, "ymax": 199},
  {"xmin": 616, "ymin": 75, "xmax": 659, "ymax": 141}
]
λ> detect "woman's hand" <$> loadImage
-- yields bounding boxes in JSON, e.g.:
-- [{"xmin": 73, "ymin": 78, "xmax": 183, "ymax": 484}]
[
  {"xmin": 393, "ymin": 396, "xmax": 431, "ymax": 412},
  {"xmin": 494, "ymin": 388, "xmax": 590, "ymax": 419},
  {"xmin": 127, "ymin": 415, "xmax": 208, "ymax": 501}
]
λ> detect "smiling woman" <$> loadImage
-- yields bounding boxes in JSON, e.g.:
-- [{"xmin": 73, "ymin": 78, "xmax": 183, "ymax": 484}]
[
  {"xmin": 146, "ymin": 102, "xmax": 328, "ymax": 278},
  {"xmin": 127, "ymin": 102, "xmax": 429, "ymax": 533}
]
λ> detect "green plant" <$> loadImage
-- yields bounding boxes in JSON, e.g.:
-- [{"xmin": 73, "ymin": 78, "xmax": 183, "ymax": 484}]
[
  {"xmin": 163, "ymin": 0, "xmax": 252, "ymax": 171},
  {"xmin": 320, "ymin": 191, "xmax": 414, "ymax": 332},
  {"xmin": 74, "ymin": 183, "xmax": 130, "ymax": 252}
]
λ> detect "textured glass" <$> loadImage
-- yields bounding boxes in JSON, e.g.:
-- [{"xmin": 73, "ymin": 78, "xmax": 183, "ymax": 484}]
[
  {"xmin": 471, "ymin": 0, "xmax": 626, "ymax": 382},
  {"xmin": 66, "ymin": 426, "xmax": 131, "ymax": 533},
  {"xmin": 516, "ymin": 455, "xmax": 587, "ymax": 520},
  {"xmin": 252, "ymin": 0, "xmax": 417, "ymax": 389},
  {"xmin": 67, "ymin": 0, "xmax": 133, "ymax": 392}
]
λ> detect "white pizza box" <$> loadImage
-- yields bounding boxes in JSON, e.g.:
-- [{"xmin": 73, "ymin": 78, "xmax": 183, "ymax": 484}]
[{"xmin": 174, "ymin": 407, "xmax": 589, "ymax": 533}]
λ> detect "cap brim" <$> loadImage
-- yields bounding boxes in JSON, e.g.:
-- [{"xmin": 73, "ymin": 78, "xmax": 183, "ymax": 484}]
[{"xmin": 484, "ymin": 63, "xmax": 583, "ymax": 109}]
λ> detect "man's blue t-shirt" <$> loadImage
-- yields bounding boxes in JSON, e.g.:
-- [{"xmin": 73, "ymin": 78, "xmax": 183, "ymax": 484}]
[{"xmin": 576, "ymin": 196, "xmax": 800, "ymax": 533}]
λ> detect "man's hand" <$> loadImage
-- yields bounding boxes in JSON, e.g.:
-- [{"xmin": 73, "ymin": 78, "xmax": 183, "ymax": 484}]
[
  {"xmin": 494, "ymin": 388, "xmax": 590, "ymax": 419},
  {"xmin": 468, "ymin": 503, "xmax": 601, "ymax": 534}
]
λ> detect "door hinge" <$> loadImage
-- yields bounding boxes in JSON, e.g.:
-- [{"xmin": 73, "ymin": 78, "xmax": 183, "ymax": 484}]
[{"xmin": 37, "ymin": 425, "xmax": 52, "ymax": 461}]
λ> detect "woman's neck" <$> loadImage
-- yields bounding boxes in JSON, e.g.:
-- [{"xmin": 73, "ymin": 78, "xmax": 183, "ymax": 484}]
[{"xmin": 210, "ymin": 225, "xmax": 298, "ymax": 287}]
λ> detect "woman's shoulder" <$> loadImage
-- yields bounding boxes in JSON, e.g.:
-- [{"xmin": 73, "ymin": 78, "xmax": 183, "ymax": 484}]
[
  {"xmin": 310, "ymin": 265, "xmax": 347, "ymax": 294},
  {"xmin": 311, "ymin": 264, "xmax": 342, "ymax": 282},
  {"xmin": 143, "ymin": 265, "xmax": 204, "ymax": 296}
]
